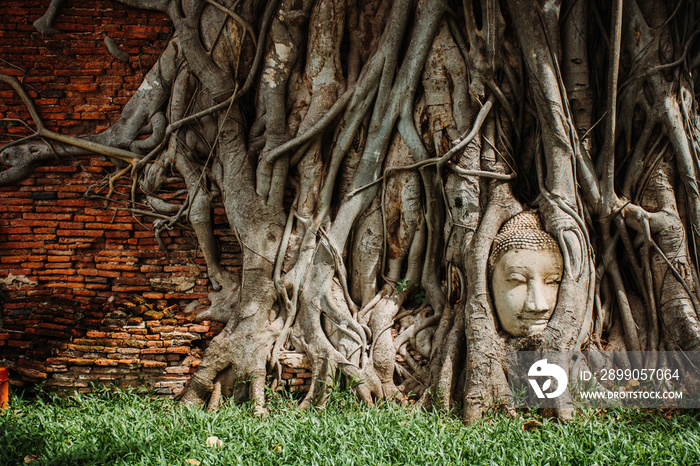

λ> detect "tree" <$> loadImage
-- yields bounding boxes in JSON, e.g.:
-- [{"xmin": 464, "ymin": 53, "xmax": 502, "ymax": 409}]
[{"xmin": 2, "ymin": 0, "xmax": 700, "ymax": 422}]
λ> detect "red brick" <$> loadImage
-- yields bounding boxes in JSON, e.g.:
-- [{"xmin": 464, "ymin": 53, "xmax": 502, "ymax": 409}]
[
  {"xmin": 142, "ymin": 360, "xmax": 167, "ymax": 369},
  {"xmin": 36, "ymin": 166, "xmax": 78, "ymax": 173},
  {"xmin": 8, "ymin": 340, "xmax": 31, "ymax": 349},
  {"xmin": 47, "ymin": 255, "xmax": 71, "ymax": 262},
  {"xmin": 23, "ymin": 213, "xmax": 73, "ymax": 220},
  {"xmin": 2, "ymin": 255, "xmax": 45, "ymax": 263},
  {"xmin": 113, "ymin": 286, "xmax": 149, "ymax": 292},
  {"xmin": 139, "ymin": 265, "xmax": 162, "ymax": 273},
  {"xmin": 54, "ymin": 69, "xmax": 103, "ymax": 77},
  {"xmin": 2, "ymin": 242, "xmax": 44, "ymax": 249},
  {"xmin": 56, "ymin": 229, "xmax": 104, "ymax": 237},
  {"xmin": 15, "ymin": 367, "xmax": 47, "ymax": 379},
  {"xmin": 85, "ymin": 284, "xmax": 110, "ymax": 290},
  {"xmin": 2, "ymin": 227, "xmax": 32, "ymax": 234},
  {"xmin": 40, "ymin": 322, "xmax": 68, "ymax": 331},
  {"xmin": 94, "ymin": 359, "xmax": 118, "ymax": 366},
  {"xmin": 46, "ymin": 358, "xmax": 70, "ymax": 365},
  {"xmin": 45, "ymin": 263, "xmax": 72, "ymax": 269},
  {"xmin": 165, "ymin": 366, "xmax": 192, "ymax": 374},
  {"xmin": 117, "ymin": 359, "xmax": 140, "ymax": 366},
  {"xmin": 105, "ymin": 231, "xmax": 130, "ymax": 239},
  {"xmin": 58, "ymin": 222, "xmax": 85, "ymax": 229},
  {"xmin": 67, "ymin": 358, "xmax": 96, "ymax": 366},
  {"xmin": 56, "ymin": 200, "xmax": 90, "ymax": 207},
  {"xmin": 86, "ymin": 222, "xmax": 133, "ymax": 230},
  {"xmin": 187, "ymin": 325, "xmax": 210, "ymax": 333},
  {"xmin": 98, "ymin": 264, "xmax": 139, "ymax": 272},
  {"xmin": 97, "ymin": 250, "xmax": 128, "ymax": 257},
  {"xmin": 21, "ymin": 262, "xmax": 44, "ymax": 269}
]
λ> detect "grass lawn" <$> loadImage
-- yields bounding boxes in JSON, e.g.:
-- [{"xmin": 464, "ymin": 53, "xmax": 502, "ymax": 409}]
[{"xmin": 1, "ymin": 386, "xmax": 698, "ymax": 465}]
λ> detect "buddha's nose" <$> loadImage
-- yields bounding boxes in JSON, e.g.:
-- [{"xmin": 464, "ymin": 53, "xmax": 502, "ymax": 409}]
[{"xmin": 524, "ymin": 280, "xmax": 550, "ymax": 313}]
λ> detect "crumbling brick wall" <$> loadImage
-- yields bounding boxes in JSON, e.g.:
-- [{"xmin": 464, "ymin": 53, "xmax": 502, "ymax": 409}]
[{"xmin": 0, "ymin": 0, "xmax": 311, "ymax": 396}]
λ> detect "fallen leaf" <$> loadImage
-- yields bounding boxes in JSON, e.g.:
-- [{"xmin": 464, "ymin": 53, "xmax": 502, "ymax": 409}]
[
  {"xmin": 626, "ymin": 379, "xmax": 640, "ymax": 390},
  {"xmin": 522, "ymin": 419, "xmax": 543, "ymax": 431},
  {"xmin": 186, "ymin": 460, "xmax": 201, "ymax": 466},
  {"xmin": 206, "ymin": 436, "xmax": 223, "ymax": 448},
  {"xmin": 24, "ymin": 455, "xmax": 40, "ymax": 464}
]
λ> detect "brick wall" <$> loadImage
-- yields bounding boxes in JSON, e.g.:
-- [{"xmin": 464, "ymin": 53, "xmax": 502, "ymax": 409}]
[
  {"xmin": 0, "ymin": 154, "xmax": 236, "ymax": 395},
  {"xmin": 0, "ymin": 0, "xmax": 242, "ymax": 396},
  {"xmin": 0, "ymin": 0, "xmax": 172, "ymax": 138}
]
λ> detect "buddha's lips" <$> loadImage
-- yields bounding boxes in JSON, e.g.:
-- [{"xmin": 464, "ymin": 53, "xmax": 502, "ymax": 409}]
[{"xmin": 518, "ymin": 316, "xmax": 549, "ymax": 325}]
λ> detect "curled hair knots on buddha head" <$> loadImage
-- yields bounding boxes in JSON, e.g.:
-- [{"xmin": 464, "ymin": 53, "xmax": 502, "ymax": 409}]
[{"xmin": 489, "ymin": 210, "xmax": 561, "ymax": 272}]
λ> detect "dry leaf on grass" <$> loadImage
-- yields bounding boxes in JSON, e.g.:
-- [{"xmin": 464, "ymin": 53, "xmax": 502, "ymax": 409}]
[
  {"xmin": 522, "ymin": 419, "xmax": 543, "ymax": 430},
  {"xmin": 206, "ymin": 436, "xmax": 223, "ymax": 448}
]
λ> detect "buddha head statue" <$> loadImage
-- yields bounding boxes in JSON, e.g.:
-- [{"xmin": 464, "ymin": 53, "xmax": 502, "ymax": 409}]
[{"xmin": 489, "ymin": 211, "xmax": 563, "ymax": 337}]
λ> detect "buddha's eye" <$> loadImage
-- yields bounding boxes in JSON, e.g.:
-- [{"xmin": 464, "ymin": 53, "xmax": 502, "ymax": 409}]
[{"xmin": 545, "ymin": 275, "xmax": 562, "ymax": 285}]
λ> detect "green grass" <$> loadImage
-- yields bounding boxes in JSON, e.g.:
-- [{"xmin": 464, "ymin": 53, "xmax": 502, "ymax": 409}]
[{"xmin": 1, "ymin": 386, "xmax": 699, "ymax": 465}]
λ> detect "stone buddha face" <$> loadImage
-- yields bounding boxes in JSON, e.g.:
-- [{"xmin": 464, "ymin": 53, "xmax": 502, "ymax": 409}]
[{"xmin": 489, "ymin": 211, "xmax": 563, "ymax": 337}]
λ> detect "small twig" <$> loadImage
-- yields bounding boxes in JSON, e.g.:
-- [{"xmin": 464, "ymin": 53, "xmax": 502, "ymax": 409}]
[
  {"xmin": 106, "ymin": 165, "xmax": 132, "ymax": 200},
  {"xmin": 204, "ymin": 0, "xmax": 257, "ymax": 47},
  {"xmin": 446, "ymin": 163, "xmax": 516, "ymax": 180},
  {"xmin": 106, "ymin": 206, "xmax": 189, "ymax": 224},
  {"xmin": 0, "ymin": 58, "xmax": 26, "ymax": 74}
]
